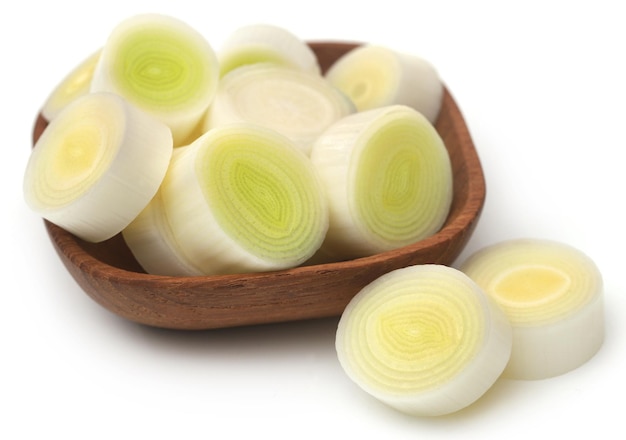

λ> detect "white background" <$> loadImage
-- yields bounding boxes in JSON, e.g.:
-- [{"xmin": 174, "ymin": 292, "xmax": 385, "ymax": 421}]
[{"xmin": 3, "ymin": 1, "xmax": 625, "ymax": 438}]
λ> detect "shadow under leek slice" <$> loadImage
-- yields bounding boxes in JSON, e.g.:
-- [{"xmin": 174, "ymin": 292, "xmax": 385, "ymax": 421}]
[
  {"xmin": 335, "ymin": 264, "xmax": 512, "ymax": 417},
  {"xmin": 460, "ymin": 238, "xmax": 604, "ymax": 380},
  {"xmin": 132, "ymin": 123, "xmax": 329, "ymax": 276}
]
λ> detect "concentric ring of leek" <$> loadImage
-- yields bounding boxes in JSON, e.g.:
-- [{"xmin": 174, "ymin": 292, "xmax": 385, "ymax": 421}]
[
  {"xmin": 353, "ymin": 110, "xmax": 452, "ymax": 249},
  {"xmin": 336, "ymin": 265, "xmax": 512, "ymax": 416},
  {"xmin": 205, "ymin": 64, "xmax": 354, "ymax": 154},
  {"xmin": 24, "ymin": 92, "xmax": 173, "ymax": 243},
  {"xmin": 91, "ymin": 14, "xmax": 219, "ymax": 145},
  {"xmin": 460, "ymin": 238, "xmax": 604, "ymax": 379},
  {"xmin": 160, "ymin": 124, "xmax": 328, "ymax": 275},
  {"xmin": 310, "ymin": 105, "xmax": 452, "ymax": 260}
]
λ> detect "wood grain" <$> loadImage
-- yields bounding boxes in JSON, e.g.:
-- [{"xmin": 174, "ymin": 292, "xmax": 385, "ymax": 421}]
[{"xmin": 31, "ymin": 42, "xmax": 486, "ymax": 330}]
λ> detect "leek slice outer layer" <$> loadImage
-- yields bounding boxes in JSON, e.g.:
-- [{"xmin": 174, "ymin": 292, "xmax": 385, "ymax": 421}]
[
  {"xmin": 325, "ymin": 45, "xmax": 443, "ymax": 123},
  {"xmin": 218, "ymin": 24, "xmax": 321, "ymax": 77},
  {"xmin": 158, "ymin": 124, "xmax": 329, "ymax": 275},
  {"xmin": 460, "ymin": 238, "xmax": 604, "ymax": 380},
  {"xmin": 336, "ymin": 264, "xmax": 512, "ymax": 417},
  {"xmin": 204, "ymin": 64, "xmax": 354, "ymax": 155},
  {"xmin": 309, "ymin": 105, "xmax": 452, "ymax": 261},
  {"xmin": 24, "ymin": 92, "xmax": 173, "ymax": 243},
  {"xmin": 90, "ymin": 13, "xmax": 219, "ymax": 146}
]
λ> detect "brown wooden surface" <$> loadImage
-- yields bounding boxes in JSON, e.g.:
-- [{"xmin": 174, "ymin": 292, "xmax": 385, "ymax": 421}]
[{"xmin": 31, "ymin": 42, "xmax": 486, "ymax": 330}]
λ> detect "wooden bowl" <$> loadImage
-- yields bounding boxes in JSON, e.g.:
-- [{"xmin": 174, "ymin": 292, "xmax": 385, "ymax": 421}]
[{"xmin": 31, "ymin": 42, "xmax": 486, "ymax": 330}]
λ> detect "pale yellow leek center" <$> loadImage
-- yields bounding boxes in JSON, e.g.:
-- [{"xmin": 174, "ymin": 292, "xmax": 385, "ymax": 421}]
[{"xmin": 493, "ymin": 265, "xmax": 571, "ymax": 306}]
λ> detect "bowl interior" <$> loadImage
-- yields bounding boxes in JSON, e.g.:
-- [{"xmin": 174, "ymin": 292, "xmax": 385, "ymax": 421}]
[{"xmin": 32, "ymin": 42, "xmax": 486, "ymax": 330}]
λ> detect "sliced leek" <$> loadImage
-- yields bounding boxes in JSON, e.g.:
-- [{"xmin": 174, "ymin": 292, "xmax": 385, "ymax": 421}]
[
  {"xmin": 159, "ymin": 124, "xmax": 329, "ymax": 275},
  {"xmin": 90, "ymin": 13, "xmax": 220, "ymax": 146},
  {"xmin": 218, "ymin": 24, "xmax": 320, "ymax": 77},
  {"xmin": 460, "ymin": 238, "xmax": 604, "ymax": 380},
  {"xmin": 122, "ymin": 180, "xmax": 204, "ymax": 277},
  {"xmin": 309, "ymin": 105, "xmax": 453, "ymax": 261},
  {"xmin": 42, "ymin": 49, "xmax": 101, "ymax": 121},
  {"xmin": 204, "ymin": 64, "xmax": 354, "ymax": 155},
  {"xmin": 24, "ymin": 92, "xmax": 173, "ymax": 243},
  {"xmin": 336, "ymin": 264, "xmax": 512, "ymax": 417},
  {"xmin": 325, "ymin": 45, "xmax": 443, "ymax": 123}
]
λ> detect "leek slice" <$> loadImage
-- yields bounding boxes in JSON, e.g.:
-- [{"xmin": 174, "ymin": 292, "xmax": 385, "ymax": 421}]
[
  {"xmin": 204, "ymin": 64, "xmax": 355, "ymax": 155},
  {"xmin": 336, "ymin": 264, "xmax": 512, "ymax": 417},
  {"xmin": 460, "ymin": 239, "xmax": 604, "ymax": 380},
  {"xmin": 42, "ymin": 49, "xmax": 101, "ymax": 121},
  {"xmin": 24, "ymin": 92, "xmax": 173, "ymax": 243},
  {"xmin": 309, "ymin": 105, "xmax": 453, "ymax": 261},
  {"xmin": 122, "ymin": 181, "xmax": 204, "ymax": 276},
  {"xmin": 90, "ymin": 13, "xmax": 220, "ymax": 146},
  {"xmin": 159, "ymin": 123, "xmax": 329, "ymax": 275},
  {"xmin": 325, "ymin": 45, "xmax": 443, "ymax": 123},
  {"xmin": 218, "ymin": 24, "xmax": 321, "ymax": 77}
]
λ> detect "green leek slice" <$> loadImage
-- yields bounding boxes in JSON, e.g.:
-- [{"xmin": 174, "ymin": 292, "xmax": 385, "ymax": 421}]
[
  {"xmin": 90, "ymin": 13, "xmax": 219, "ymax": 146},
  {"xmin": 159, "ymin": 123, "xmax": 329, "ymax": 275},
  {"xmin": 218, "ymin": 24, "xmax": 320, "ymax": 77},
  {"xmin": 309, "ymin": 105, "xmax": 453, "ymax": 261}
]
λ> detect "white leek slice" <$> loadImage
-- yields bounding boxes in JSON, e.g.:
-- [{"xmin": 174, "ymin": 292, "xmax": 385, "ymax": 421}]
[
  {"xmin": 460, "ymin": 238, "xmax": 604, "ymax": 380},
  {"xmin": 122, "ymin": 180, "xmax": 204, "ymax": 276},
  {"xmin": 42, "ymin": 49, "xmax": 101, "ymax": 121},
  {"xmin": 218, "ymin": 24, "xmax": 320, "ymax": 77},
  {"xmin": 204, "ymin": 64, "xmax": 355, "ymax": 155},
  {"xmin": 336, "ymin": 264, "xmax": 512, "ymax": 417},
  {"xmin": 309, "ymin": 105, "xmax": 453, "ymax": 261},
  {"xmin": 159, "ymin": 123, "xmax": 329, "ymax": 275},
  {"xmin": 90, "ymin": 13, "xmax": 220, "ymax": 146},
  {"xmin": 23, "ymin": 92, "xmax": 173, "ymax": 243},
  {"xmin": 325, "ymin": 45, "xmax": 443, "ymax": 123}
]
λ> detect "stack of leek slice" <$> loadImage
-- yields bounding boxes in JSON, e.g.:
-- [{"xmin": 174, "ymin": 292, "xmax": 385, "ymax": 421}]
[{"xmin": 24, "ymin": 13, "xmax": 451, "ymax": 276}]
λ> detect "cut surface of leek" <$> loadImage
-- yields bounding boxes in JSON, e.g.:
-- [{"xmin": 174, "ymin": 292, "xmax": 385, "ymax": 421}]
[
  {"xmin": 24, "ymin": 92, "xmax": 173, "ymax": 243},
  {"xmin": 460, "ymin": 238, "xmax": 604, "ymax": 380},
  {"xmin": 325, "ymin": 45, "xmax": 443, "ymax": 123},
  {"xmin": 158, "ymin": 123, "xmax": 329, "ymax": 275},
  {"xmin": 90, "ymin": 13, "xmax": 219, "ymax": 146},
  {"xmin": 309, "ymin": 105, "xmax": 452, "ymax": 261},
  {"xmin": 42, "ymin": 49, "xmax": 101, "ymax": 121},
  {"xmin": 218, "ymin": 24, "xmax": 320, "ymax": 77},
  {"xmin": 204, "ymin": 64, "xmax": 354, "ymax": 155},
  {"xmin": 336, "ymin": 264, "xmax": 512, "ymax": 417}
]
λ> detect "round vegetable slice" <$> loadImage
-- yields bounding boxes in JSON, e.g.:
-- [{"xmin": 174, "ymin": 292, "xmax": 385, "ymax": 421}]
[
  {"xmin": 309, "ymin": 105, "xmax": 453, "ymax": 261},
  {"xmin": 336, "ymin": 264, "xmax": 512, "ymax": 417},
  {"xmin": 24, "ymin": 92, "xmax": 173, "ymax": 243},
  {"xmin": 325, "ymin": 44, "xmax": 443, "ymax": 123},
  {"xmin": 204, "ymin": 64, "xmax": 354, "ymax": 155},
  {"xmin": 460, "ymin": 238, "xmax": 604, "ymax": 380},
  {"xmin": 218, "ymin": 24, "xmax": 321, "ymax": 77},
  {"xmin": 90, "ymin": 13, "xmax": 220, "ymax": 146},
  {"xmin": 159, "ymin": 123, "xmax": 329, "ymax": 275}
]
